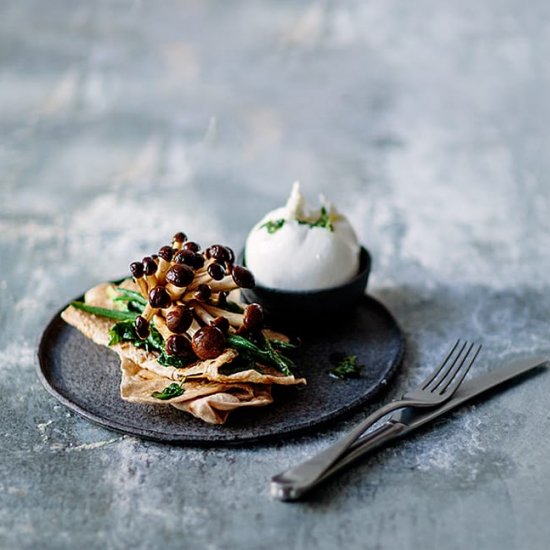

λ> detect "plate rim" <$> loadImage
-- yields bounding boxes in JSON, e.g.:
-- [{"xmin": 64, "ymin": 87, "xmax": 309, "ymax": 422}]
[{"xmin": 36, "ymin": 294, "xmax": 405, "ymax": 446}]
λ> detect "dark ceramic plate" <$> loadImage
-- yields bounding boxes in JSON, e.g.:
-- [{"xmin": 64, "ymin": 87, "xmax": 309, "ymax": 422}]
[{"xmin": 37, "ymin": 295, "xmax": 404, "ymax": 446}]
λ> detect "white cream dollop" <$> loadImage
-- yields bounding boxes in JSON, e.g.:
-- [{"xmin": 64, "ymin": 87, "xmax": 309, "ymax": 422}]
[{"xmin": 245, "ymin": 182, "xmax": 360, "ymax": 290}]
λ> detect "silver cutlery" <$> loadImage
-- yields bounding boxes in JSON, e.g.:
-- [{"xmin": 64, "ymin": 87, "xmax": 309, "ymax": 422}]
[
  {"xmin": 271, "ymin": 340, "xmax": 482, "ymax": 500},
  {"xmin": 271, "ymin": 354, "xmax": 548, "ymax": 501}
]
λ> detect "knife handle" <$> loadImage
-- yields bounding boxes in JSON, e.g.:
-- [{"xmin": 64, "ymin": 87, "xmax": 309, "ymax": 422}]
[{"xmin": 270, "ymin": 421, "xmax": 406, "ymax": 501}]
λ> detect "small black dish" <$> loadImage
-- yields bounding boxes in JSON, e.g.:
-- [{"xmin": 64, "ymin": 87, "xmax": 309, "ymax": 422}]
[{"xmin": 239, "ymin": 246, "xmax": 371, "ymax": 331}]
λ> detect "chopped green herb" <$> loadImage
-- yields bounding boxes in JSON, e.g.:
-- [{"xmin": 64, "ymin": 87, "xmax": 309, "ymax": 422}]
[
  {"xmin": 298, "ymin": 207, "xmax": 334, "ymax": 232},
  {"xmin": 330, "ymin": 355, "xmax": 364, "ymax": 379},
  {"xmin": 151, "ymin": 382, "xmax": 185, "ymax": 400},
  {"xmin": 70, "ymin": 301, "xmax": 137, "ymax": 321},
  {"xmin": 260, "ymin": 218, "xmax": 285, "ymax": 234}
]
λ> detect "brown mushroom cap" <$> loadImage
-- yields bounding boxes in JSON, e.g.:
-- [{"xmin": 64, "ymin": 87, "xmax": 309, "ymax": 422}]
[
  {"xmin": 148, "ymin": 286, "xmax": 171, "ymax": 309},
  {"xmin": 142, "ymin": 256, "xmax": 157, "ymax": 276},
  {"xmin": 165, "ymin": 334, "xmax": 193, "ymax": 357},
  {"xmin": 174, "ymin": 249, "xmax": 196, "ymax": 266},
  {"xmin": 172, "ymin": 232, "xmax": 187, "ymax": 245},
  {"xmin": 165, "ymin": 305, "xmax": 193, "ymax": 334},
  {"xmin": 242, "ymin": 303, "xmax": 264, "ymax": 332},
  {"xmin": 135, "ymin": 315, "xmax": 150, "ymax": 339},
  {"xmin": 130, "ymin": 261, "xmax": 144, "ymax": 278},
  {"xmin": 182, "ymin": 241, "xmax": 200, "ymax": 253},
  {"xmin": 207, "ymin": 262, "xmax": 226, "ymax": 281},
  {"xmin": 192, "ymin": 326, "xmax": 226, "ymax": 360},
  {"xmin": 158, "ymin": 245, "xmax": 174, "ymax": 262},
  {"xmin": 211, "ymin": 316, "xmax": 230, "ymax": 334},
  {"xmin": 194, "ymin": 284, "xmax": 211, "ymax": 302},
  {"xmin": 165, "ymin": 264, "xmax": 194, "ymax": 288},
  {"xmin": 231, "ymin": 265, "xmax": 255, "ymax": 288},
  {"xmin": 205, "ymin": 244, "xmax": 230, "ymax": 263}
]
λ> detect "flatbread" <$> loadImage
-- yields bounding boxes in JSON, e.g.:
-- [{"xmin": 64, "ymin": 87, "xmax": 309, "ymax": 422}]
[{"xmin": 61, "ymin": 281, "xmax": 304, "ymax": 424}]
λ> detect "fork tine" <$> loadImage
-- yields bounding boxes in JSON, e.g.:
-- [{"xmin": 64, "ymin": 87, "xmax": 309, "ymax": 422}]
[
  {"xmin": 437, "ymin": 343, "xmax": 482, "ymax": 395},
  {"xmin": 419, "ymin": 339, "xmax": 462, "ymax": 390},
  {"xmin": 425, "ymin": 340, "xmax": 470, "ymax": 391}
]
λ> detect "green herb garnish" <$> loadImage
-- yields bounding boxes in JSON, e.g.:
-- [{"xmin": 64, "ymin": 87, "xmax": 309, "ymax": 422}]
[
  {"xmin": 226, "ymin": 334, "xmax": 296, "ymax": 376},
  {"xmin": 260, "ymin": 218, "xmax": 285, "ymax": 234},
  {"xmin": 330, "ymin": 355, "xmax": 364, "ymax": 379},
  {"xmin": 151, "ymin": 382, "xmax": 185, "ymax": 400},
  {"xmin": 298, "ymin": 207, "xmax": 334, "ymax": 232}
]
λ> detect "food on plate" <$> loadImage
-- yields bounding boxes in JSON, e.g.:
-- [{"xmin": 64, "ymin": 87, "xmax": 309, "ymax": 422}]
[
  {"xmin": 245, "ymin": 182, "xmax": 360, "ymax": 291},
  {"xmin": 61, "ymin": 233, "xmax": 305, "ymax": 425}
]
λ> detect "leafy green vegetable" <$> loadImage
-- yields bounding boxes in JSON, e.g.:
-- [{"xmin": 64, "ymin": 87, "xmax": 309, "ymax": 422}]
[
  {"xmin": 108, "ymin": 319, "xmax": 195, "ymax": 368},
  {"xmin": 260, "ymin": 218, "xmax": 285, "ymax": 234},
  {"xmin": 298, "ymin": 206, "xmax": 334, "ymax": 232},
  {"xmin": 151, "ymin": 382, "xmax": 185, "ymax": 400},
  {"xmin": 269, "ymin": 339, "xmax": 299, "ymax": 351},
  {"xmin": 114, "ymin": 288, "xmax": 147, "ymax": 305},
  {"xmin": 156, "ymin": 350, "xmax": 194, "ymax": 368},
  {"xmin": 330, "ymin": 355, "xmax": 364, "ymax": 379},
  {"xmin": 70, "ymin": 301, "xmax": 137, "ymax": 321},
  {"xmin": 226, "ymin": 334, "xmax": 296, "ymax": 376}
]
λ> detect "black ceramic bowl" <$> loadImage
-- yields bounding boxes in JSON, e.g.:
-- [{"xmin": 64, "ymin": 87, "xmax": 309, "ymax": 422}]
[{"xmin": 239, "ymin": 246, "xmax": 371, "ymax": 330}]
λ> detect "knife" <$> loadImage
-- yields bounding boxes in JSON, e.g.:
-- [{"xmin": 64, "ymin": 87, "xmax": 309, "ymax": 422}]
[{"xmin": 271, "ymin": 356, "xmax": 548, "ymax": 501}]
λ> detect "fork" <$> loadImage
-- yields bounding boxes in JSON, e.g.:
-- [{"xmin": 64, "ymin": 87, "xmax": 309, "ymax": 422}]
[{"xmin": 271, "ymin": 340, "xmax": 482, "ymax": 500}]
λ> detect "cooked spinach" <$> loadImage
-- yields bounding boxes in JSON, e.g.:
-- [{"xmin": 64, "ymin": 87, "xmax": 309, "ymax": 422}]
[
  {"xmin": 330, "ymin": 355, "xmax": 364, "ymax": 379},
  {"xmin": 151, "ymin": 382, "xmax": 185, "ymax": 400}
]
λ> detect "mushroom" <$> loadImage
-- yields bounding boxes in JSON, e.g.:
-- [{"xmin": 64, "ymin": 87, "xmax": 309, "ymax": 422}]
[
  {"xmin": 181, "ymin": 241, "xmax": 200, "ymax": 253},
  {"xmin": 193, "ymin": 284, "xmax": 212, "ymax": 302},
  {"xmin": 190, "ymin": 300, "xmax": 216, "ymax": 326},
  {"xmin": 207, "ymin": 262, "xmax": 226, "ymax": 281},
  {"xmin": 172, "ymin": 232, "xmax": 187, "ymax": 250},
  {"xmin": 211, "ymin": 316, "xmax": 230, "ymax": 334},
  {"xmin": 205, "ymin": 244, "xmax": 231, "ymax": 263},
  {"xmin": 164, "ymin": 264, "xmax": 194, "ymax": 299},
  {"xmin": 237, "ymin": 303, "xmax": 264, "ymax": 334},
  {"xmin": 202, "ymin": 302, "xmax": 264, "ymax": 334},
  {"xmin": 165, "ymin": 334, "xmax": 193, "ymax": 357},
  {"xmin": 153, "ymin": 315, "xmax": 193, "ymax": 358},
  {"xmin": 142, "ymin": 256, "xmax": 157, "ymax": 290},
  {"xmin": 130, "ymin": 261, "xmax": 148, "ymax": 296},
  {"xmin": 191, "ymin": 325, "xmax": 226, "ymax": 360},
  {"xmin": 231, "ymin": 265, "xmax": 255, "ymax": 288},
  {"xmin": 134, "ymin": 315, "xmax": 150, "ymax": 339},
  {"xmin": 174, "ymin": 249, "xmax": 204, "ymax": 269},
  {"xmin": 148, "ymin": 286, "xmax": 171, "ymax": 309},
  {"xmin": 156, "ymin": 245, "xmax": 174, "ymax": 283},
  {"xmin": 165, "ymin": 305, "xmax": 193, "ymax": 334},
  {"xmin": 200, "ymin": 303, "xmax": 243, "ymax": 327}
]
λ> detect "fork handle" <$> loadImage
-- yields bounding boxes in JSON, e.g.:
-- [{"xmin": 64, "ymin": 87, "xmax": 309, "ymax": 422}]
[{"xmin": 271, "ymin": 399, "xmax": 411, "ymax": 498}]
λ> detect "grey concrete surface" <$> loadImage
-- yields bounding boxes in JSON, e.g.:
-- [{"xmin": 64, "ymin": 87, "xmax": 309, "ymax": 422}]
[{"xmin": 2, "ymin": 1, "xmax": 550, "ymax": 549}]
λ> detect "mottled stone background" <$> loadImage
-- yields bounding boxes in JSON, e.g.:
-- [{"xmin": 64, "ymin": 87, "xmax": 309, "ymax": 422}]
[{"xmin": 1, "ymin": 1, "xmax": 550, "ymax": 549}]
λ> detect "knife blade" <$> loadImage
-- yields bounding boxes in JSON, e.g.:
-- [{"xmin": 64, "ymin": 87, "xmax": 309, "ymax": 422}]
[{"xmin": 272, "ymin": 356, "xmax": 548, "ymax": 500}]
